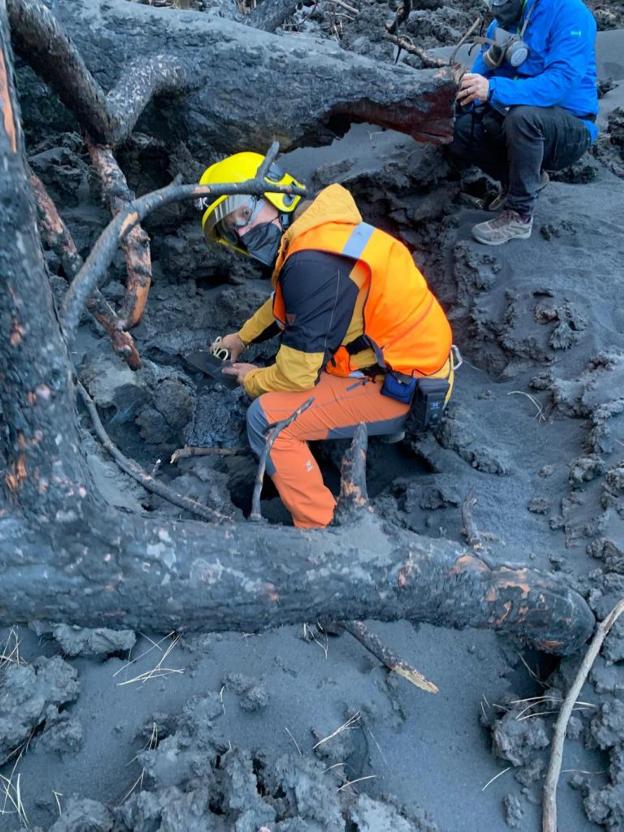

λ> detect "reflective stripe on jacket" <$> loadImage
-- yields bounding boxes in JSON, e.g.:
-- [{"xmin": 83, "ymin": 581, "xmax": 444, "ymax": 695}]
[{"xmin": 273, "ymin": 219, "xmax": 452, "ymax": 378}]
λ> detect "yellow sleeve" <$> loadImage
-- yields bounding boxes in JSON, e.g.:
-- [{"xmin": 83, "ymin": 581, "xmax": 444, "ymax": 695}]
[
  {"xmin": 237, "ymin": 297, "xmax": 275, "ymax": 345},
  {"xmin": 242, "ymin": 344, "xmax": 324, "ymax": 398}
]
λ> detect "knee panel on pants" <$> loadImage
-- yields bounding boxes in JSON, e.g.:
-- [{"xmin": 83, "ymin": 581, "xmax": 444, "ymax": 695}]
[{"xmin": 246, "ymin": 398, "xmax": 270, "ymax": 460}]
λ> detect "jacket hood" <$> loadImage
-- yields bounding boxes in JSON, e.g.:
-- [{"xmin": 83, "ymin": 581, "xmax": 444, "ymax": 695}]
[{"xmin": 272, "ymin": 184, "xmax": 362, "ymax": 283}]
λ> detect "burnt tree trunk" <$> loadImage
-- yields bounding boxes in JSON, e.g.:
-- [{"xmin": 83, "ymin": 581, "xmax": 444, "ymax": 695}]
[
  {"xmin": 0, "ymin": 2, "xmax": 594, "ymax": 655},
  {"xmin": 8, "ymin": 0, "xmax": 457, "ymax": 152}
]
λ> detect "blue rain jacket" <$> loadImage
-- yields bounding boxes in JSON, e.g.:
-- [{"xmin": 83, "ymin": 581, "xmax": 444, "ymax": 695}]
[{"xmin": 472, "ymin": 0, "xmax": 598, "ymax": 140}]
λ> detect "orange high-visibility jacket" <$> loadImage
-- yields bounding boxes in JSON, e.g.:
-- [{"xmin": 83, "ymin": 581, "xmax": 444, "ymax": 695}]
[{"xmin": 272, "ymin": 219, "xmax": 452, "ymax": 378}]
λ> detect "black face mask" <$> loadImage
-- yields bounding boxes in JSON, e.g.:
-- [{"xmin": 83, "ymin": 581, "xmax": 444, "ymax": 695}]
[
  {"xmin": 239, "ymin": 220, "xmax": 284, "ymax": 267},
  {"xmin": 490, "ymin": 0, "xmax": 524, "ymax": 28}
]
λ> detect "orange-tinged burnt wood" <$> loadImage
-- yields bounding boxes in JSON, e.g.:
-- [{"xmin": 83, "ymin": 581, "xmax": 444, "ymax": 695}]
[
  {"xmin": 86, "ymin": 141, "xmax": 153, "ymax": 329},
  {"xmin": 29, "ymin": 172, "xmax": 141, "ymax": 369}
]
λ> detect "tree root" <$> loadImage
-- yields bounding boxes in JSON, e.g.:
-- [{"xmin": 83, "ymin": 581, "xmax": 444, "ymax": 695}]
[
  {"xmin": 460, "ymin": 488, "xmax": 483, "ymax": 551},
  {"xmin": 86, "ymin": 140, "xmax": 153, "ymax": 328},
  {"xmin": 336, "ymin": 422, "xmax": 369, "ymax": 520},
  {"xmin": 336, "ymin": 428, "xmax": 437, "ymax": 692},
  {"xmin": 7, "ymin": 0, "xmax": 191, "ymax": 146},
  {"xmin": 29, "ymin": 172, "xmax": 141, "ymax": 369},
  {"xmin": 78, "ymin": 382, "xmax": 232, "ymax": 524},
  {"xmin": 60, "ymin": 171, "xmax": 306, "ymax": 338},
  {"xmin": 385, "ymin": 0, "xmax": 412, "ymax": 36},
  {"xmin": 542, "ymin": 598, "xmax": 624, "ymax": 832}
]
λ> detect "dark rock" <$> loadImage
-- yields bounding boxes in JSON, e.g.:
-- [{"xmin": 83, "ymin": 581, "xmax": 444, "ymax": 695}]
[
  {"xmin": 569, "ymin": 455, "xmax": 606, "ymax": 487},
  {"xmin": 503, "ymin": 793, "xmax": 525, "ymax": 828},
  {"xmin": 590, "ymin": 698, "xmax": 624, "ymax": 749},
  {"xmin": 527, "ymin": 496, "xmax": 551, "ymax": 514},
  {"xmin": 590, "ymin": 658, "xmax": 624, "ymax": 695},
  {"xmin": 0, "ymin": 656, "xmax": 79, "ymax": 765},
  {"xmin": 51, "ymin": 624, "xmax": 136, "ymax": 657},
  {"xmin": 49, "ymin": 797, "xmax": 113, "ymax": 831},
  {"xmin": 38, "ymin": 713, "xmax": 84, "ymax": 755},
  {"xmin": 348, "ymin": 793, "xmax": 439, "ymax": 831},
  {"xmin": 223, "ymin": 672, "xmax": 269, "ymax": 712},
  {"xmin": 437, "ymin": 406, "xmax": 511, "ymax": 475},
  {"xmin": 492, "ymin": 710, "xmax": 550, "ymax": 767},
  {"xmin": 584, "ymin": 782, "xmax": 624, "ymax": 829}
]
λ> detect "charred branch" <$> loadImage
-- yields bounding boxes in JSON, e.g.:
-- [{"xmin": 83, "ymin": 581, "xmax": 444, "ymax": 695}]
[
  {"xmin": 0, "ymin": 507, "xmax": 595, "ymax": 654},
  {"xmin": 336, "ymin": 423, "xmax": 369, "ymax": 518},
  {"xmin": 0, "ymin": 6, "xmax": 91, "ymax": 513},
  {"xmin": 542, "ymin": 599, "xmax": 624, "ymax": 831},
  {"xmin": 86, "ymin": 140, "xmax": 152, "ymax": 328},
  {"xmin": 385, "ymin": 34, "xmax": 450, "ymax": 69},
  {"xmin": 460, "ymin": 489, "xmax": 483, "ymax": 551},
  {"xmin": 60, "ymin": 177, "xmax": 307, "ymax": 339},
  {"xmin": 7, "ymin": 0, "xmax": 191, "ymax": 146},
  {"xmin": 385, "ymin": 0, "xmax": 412, "ymax": 35},
  {"xmin": 341, "ymin": 620, "xmax": 438, "ymax": 693},
  {"xmin": 170, "ymin": 446, "xmax": 248, "ymax": 463},
  {"xmin": 29, "ymin": 172, "xmax": 141, "ymax": 369}
]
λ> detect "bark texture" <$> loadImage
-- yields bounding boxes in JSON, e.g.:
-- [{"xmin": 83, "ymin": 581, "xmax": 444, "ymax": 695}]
[
  {"xmin": 0, "ymin": 511, "xmax": 595, "ymax": 655},
  {"xmin": 7, "ymin": 0, "xmax": 190, "ymax": 146},
  {"xmin": 10, "ymin": 0, "xmax": 457, "ymax": 152},
  {"xmin": 0, "ymin": 1, "xmax": 92, "ymax": 520}
]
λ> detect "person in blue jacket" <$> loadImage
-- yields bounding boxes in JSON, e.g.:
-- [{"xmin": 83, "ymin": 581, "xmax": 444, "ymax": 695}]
[{"xmin": 449, "ymin": 0, "xmax": 598, "ymax": 245}]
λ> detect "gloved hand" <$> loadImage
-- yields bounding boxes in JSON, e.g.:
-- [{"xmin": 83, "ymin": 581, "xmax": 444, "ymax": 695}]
[{"xmin": 210, "ymin": 332, "xmax": 246, "ymax": 361}]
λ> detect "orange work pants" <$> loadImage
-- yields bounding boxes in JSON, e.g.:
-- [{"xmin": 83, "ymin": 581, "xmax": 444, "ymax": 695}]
[{"xmin": 246, "ymin": 373, "xmax": 411, "ymax": 529}]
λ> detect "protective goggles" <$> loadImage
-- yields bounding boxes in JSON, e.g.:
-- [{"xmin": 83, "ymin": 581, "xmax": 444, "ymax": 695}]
[{"xmin": 199, "ymin": 194, "xmax": 266, "ymax": 246}]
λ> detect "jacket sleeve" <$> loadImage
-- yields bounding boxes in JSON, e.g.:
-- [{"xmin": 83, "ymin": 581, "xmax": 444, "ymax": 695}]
[
  {"xmin": 242, "ymin": 251, "xmax": 357, "ymax": 399},
  {"xmin": 489, "ymin": 9, "xmax": 596, "ymax": 108},
  {"xmin": 237, "ymin": 297, "xmax": 276, "ymax": 345}
]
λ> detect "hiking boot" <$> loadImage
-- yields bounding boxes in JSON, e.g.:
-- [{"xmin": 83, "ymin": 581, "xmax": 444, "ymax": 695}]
[
  {"xmin": 472, "ymin": 209, "xmax": 533, "ymax": 245},
  {"xmin": 486, "ymin": 171, "xmax": 550, "ymax": 212}
]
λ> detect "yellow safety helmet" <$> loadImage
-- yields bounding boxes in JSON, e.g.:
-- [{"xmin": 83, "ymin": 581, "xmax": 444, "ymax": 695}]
[{"xmin": 198, "ymin": 152, "xmax": 304, "ymax": 254}]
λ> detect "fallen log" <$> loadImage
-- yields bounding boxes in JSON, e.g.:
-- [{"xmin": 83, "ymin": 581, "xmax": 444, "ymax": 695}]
[
  {"xmin": 0, "ymin": 507, "xmax": 594, "ymax": 654},
  {"xmin": 9, "ymin": 0, "xmax": 457, "ymax": 151}
]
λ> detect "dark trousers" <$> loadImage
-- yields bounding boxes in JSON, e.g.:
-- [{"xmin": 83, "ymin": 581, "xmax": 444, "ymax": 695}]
[{"xmin": 448, "ymin": 105, "xmax": 592, "ymax": 216}]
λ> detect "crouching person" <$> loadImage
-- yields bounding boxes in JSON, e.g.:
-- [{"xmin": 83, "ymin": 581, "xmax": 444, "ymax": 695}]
[
  {"xmin": 450, "ymin": 0, "xmax": 598, "ymax": 245},
  {"xmin": 198, "ymin": 152, "xmax": 454, "ymax": 528}
]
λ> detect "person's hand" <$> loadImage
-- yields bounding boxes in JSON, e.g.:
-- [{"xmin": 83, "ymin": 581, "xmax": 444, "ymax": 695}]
[
  {"xmin": 221, "ymin": 362, "xmax": 258, "ymax": 386},
  {"xmin": 210, "ymin": 332, "xmax": 246, "ymax": 361},
  {"xmin": 457, "ymin": 73, "xmax": 490, "ymax": 107}
]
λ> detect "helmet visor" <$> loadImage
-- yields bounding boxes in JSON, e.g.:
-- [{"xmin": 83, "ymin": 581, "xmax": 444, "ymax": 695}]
[{"xmin": 204, "ymin": 194, "xmax": 265, "ymax": 245}]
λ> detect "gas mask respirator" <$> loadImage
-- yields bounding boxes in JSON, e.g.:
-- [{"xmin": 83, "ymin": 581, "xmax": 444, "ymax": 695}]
[
  {"xmin": 463, "ymin": 0, "xmax": 533, "ymax": 71},
  {"xmin": 482, "ymin": 27, "xmax": 529, "ymax": 69}
]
